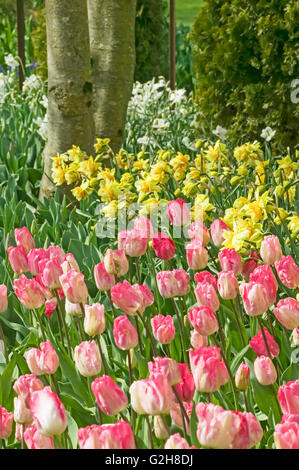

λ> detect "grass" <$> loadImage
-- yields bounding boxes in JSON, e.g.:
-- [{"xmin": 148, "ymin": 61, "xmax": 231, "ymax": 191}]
[{"xmin": 175, "ymin": 0, "xmax": 204, "ymax": 27}]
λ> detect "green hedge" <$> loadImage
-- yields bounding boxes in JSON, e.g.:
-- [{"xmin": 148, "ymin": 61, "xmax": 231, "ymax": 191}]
[{"xmin": 191, "ymin": 0, "xmax": 299, "ymax": 150}]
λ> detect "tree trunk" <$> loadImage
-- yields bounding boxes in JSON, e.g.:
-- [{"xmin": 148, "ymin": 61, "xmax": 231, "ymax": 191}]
[
  {"xmin": 87, "ymin": 0, "xmax": 137, "ymax": 153},
  {"xmin": 39, "ymin": 0, "xmax": 94, "ymax": 201}
]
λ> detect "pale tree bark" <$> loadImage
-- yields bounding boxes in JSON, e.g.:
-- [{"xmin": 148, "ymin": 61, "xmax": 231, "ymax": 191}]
[
  {"xmin": 87, "ymin": 0, "xmax": 137, "ymax": 152},
  {"xmin": 39, "ymin": 0, "xmax": 94, "ymax": 201}
]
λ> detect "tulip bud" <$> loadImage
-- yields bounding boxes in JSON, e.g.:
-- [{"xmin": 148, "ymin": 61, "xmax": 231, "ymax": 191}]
[
  {"xmin": 78, "ymin": 421, "xmax": 136, "ymax": 449},
  {"xmin": 167, "ymin": 199, "xmax": 191, "ymax": 226},
  {"xmin": 260, "ymin": 235, "xmax": 282, "ymax": 265},
  {"xmin": 250, "ymin": 265, "xmax": 277, "ymax": 306},
  {"xmin": 25, "ymin": 340, "xmax": 60, "ymax": 376},
  {"xmin": 210, "ymin": 219, "xmax": 230, "ymax": 248},
  {"xmin": 133, "ymin": 216, "xmax": 154, "ymax": 239},
  {"xmin": 59, "ymin": 269, "xmax": 88, "ymax": 304},
  {"xmin": 14, "ymin": 396, "xmax": 33, "ymax": 424},
  {"xmin": 84, "ymin": 303, "xmax": 106, "ymax": 336},
  {"xmin": 275, "ymin": 256, "xmax": 299, "ymax": 289},
  {"xmin": 126, "ymin": 348, "xmax": 137, "ymax": 369},
  {"xmin": 0, "ymin": 284, "xmax": 8, "ymax": 312},
  {"xmin": 174, "ymin": 363, "xmax": 195, "ymax": 402},
  {"xmin": 195, "ymin": 270, "xmax": 217, "ymax": 290},
  {"xmin": 47, "ymin": 246, "xmax": 65, "ymax": 264},
  {"xmin": 15, "ymin": 227, "xmax": 35, "ymax": 254},
  {"xmin": 13, "ymin": 274, "xmax": 45, "ymax": 310},
  {"xmin": 44, "ymin": 298, "xmax": 57, "ymax": 318},
  {"xmin": 103, "ymin": 249, "xmax": 129, "ymax": 277},
  {"xmin": 93, "ymin": 262, "xmax": 115, "ymax": 291},
  {"xmin": 249, "ymin": 328, "xmax": 280, "ymax": 357},
  {"xmin": 195, "ymin": 282, "xmax": 220, "ymax": 312},
  {"xmin": 91, "ymin": 376, "xmax": 128, "ymax": 416},
  {"xmin": 110, "ymin": 280, "xmax": 142, "ymax": 315},
  {"xmin": 74, "ymin": 341, "xmax": 101, "ymax": 377},
  {"xmin": 118, "ymin": 229, "xmax": 148, "ymax": 257},
  {"xmin": 152, "ymin": 232, "xmax": 175, "ymax": 261},
  {"xmin": 157, "ymin": 269, "xmax": 190, "ymax": 298},
  {"xmin": 132, "ymin": 284, "xmax": 154, "ymax": 314},
  {"xmin": 23, "ymin": 424, "xmax": 55, "ymax": 449},
  {"xmin": 151, "ymin": 315, "xmax": 175, "ymax": 344},
  {"xmin": 292, "ymin": 328, "xmax": 299, "ymax": 346},
  {"xmin": 186, "ymin": 239, "xmax": 209, "ymax": 270},
  {"xmin": 217, "ymin": 271, "xmax": 239, "ymax": 299},
  {"xmin": 188, "ymin": 220, "xmax": 210, "ymax": 246},
  {"xmin": 190, "ymin": 346, "xmax": 229, "ymax": 393},
  {"xmin": 190, "ymin": 330, "xmax": 208, "ymax": 348},
  {"xmin": 29, "ymin": 386, "xmax": 67, "ymax": 436},
  {"xmin": 0, "ymin": 405, "xmax": 14, "ymax": 439},
  {"xmin": 149, "ymin": 357, "xmax": 181, "ymax": 386},
  {"xmin": 278, "ymin": 379, "xmax": 299, "ymax": 415},
  {"xmin": 188, "ymin": 306, "xmax": 219, "ymax": 336},
  {"xmin": 27, "ymin": 248, "xmax": 49, "ymax": 276},
  {"xmin": 165, "ymin": 433, "xmax": 190, "ymax": 449},
  {"xmin": 274, "ymin": 297, "xmax": 299, "ymax": 330},
  {"xmin": 218, "ymin": 249, "xmax": 242, "ymax": 275},
  {"xmin": 254, "ymin": 356, "xmax": 277, "ymax": 385},
  {"xmin": 38, "ymin": 257, "xmax": 62, "ymax": 289},
  {"xmin": 8, "ymin": 245, "xmax": 29, "ymax": 274},
  {"xmin": 113, "ymin": 315, "xmax": 138, "ymax": 350},
  {"xmin": 65, "ymin": 298, "xmax": 82, "ymax": 317},
  {"xmin": 130, "ymin": 374, "xmax": 175, "ymax": 415},
  {"xmin": 13, "ymin": 374, "xmax": 44, "ymax": 408},
  {"xmin": 242, "ymin": 252, "xmax": 259, "ymax": 280},
  {"xmin": 239, "ymin": 282, "xmax": 269, "ymax": 316},
  {"xmin": 61, "ymin": 253, "xmax": 80, "ymax": 274},
  {"xmin": 154, "ymin": 415, "xmax": 169, "ymax": 440},
  {"xmin": 274, "ymin": 414, "xmax": 299, "ymax": 449},
  {"xmin": 235, "ymin": 363, "xmax": 250, "ymax": 390}
]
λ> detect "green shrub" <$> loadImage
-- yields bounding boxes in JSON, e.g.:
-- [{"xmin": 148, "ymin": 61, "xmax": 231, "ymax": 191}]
[{"xmin": 191, "ymin": 0, "xmax": 299, "ymax": 150}]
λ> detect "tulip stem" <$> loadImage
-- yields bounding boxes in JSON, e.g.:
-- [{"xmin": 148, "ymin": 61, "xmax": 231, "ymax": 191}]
[
  {"xmin": 133, "ymin": 316, "xmax": 144, "ymax": 356},
  {"xmin": 212, "ymin": 333, "xmax": 240, "ymax": 411},
  {"xmin": 230, "ymin": 299, "xmax": 246, "ymax": 348},
  {"xmin": 270, "ymin": 384, "xmax": 283, "ymax": 421},
  {"xmin": 266, "ymin": 310, "xmax": 276, "ymax": 338},
  {"xmin": 172, "ymin": 386, "xmax": 190, "ymax": 424},
  {"xmin": 161, "ymin": 415, "xmax": 171, "ymax": 438},
  {"xmin": 145, "ymin": 415, "xmax": 154, "ymax": 449},
  {"xmin": 171, "ymin": 298, "xmax": 188, "ymax": 364},
  {"xmin": 97, "ymin": 404, "xmax": 102, "ymax": 425},
  {"xmin": 243, "ymin": 391, "xmax": 249, "ymax": 412},
  {"xmin": 76, "ymin": 317, "xmax": 85, "ymax": 343},
  {"xmin": 148, "ymin": 251, "xmax": 162, "ymax": 314},
  {"xmin": 135, "ymin": 257, "xmax": 141, "ymax": 284},
  {"xmin": 208, "ymin": 392, "xmax": 212, "ymax": 403},
  {"xmin": 127, "ymin": 349, "xmax": 136, "ymax": 429},
  {"xmin": 0, "ymin": 323, "xmax": 8, "ymax": 363},
  {"xmin": 50, "ymin": 374, "xmax": 60, "ymax": 398},
  {"xmin": 107, "ymin": 291, "xmax": 117, "ymax": 319},
  {"xmin": 55, "ymin": 291, "xmax": 72, "ymax": 356},
  {"xmin": 257, "ymin": 316, "xmax": 271, "ymax": 359},
  {"xmin": 95, "ymin": 336, "xmax": 107, "ymax": 375},
  {"xmin": 33, "ymin": 309, "xmax": 47, "ymax": 342},
  {"xmin": 137, "ymin": 312, "xmax": 158, "ymax": 357},
  {"xmin": 20, "ymin": 424, "xmax": 24, "ymax": 449},
  {"xmin": 1, "ymin": 439, "xmax": 6, "ymax": 449}
]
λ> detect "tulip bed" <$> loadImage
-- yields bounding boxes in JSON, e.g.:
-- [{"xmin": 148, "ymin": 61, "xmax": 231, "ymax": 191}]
[{"xmin": 0, "ymin": 133, "xmax": 299, "ymax": 450}]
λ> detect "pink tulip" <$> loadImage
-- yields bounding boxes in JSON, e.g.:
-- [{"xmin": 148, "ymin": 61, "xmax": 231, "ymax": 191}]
[
  {"xmin": 274, "ymin": 297, "xmax": 299, "ymax": 330},
  {"xmin": 118, "ymin": 229, "xmax": 148, "ymax": 258},
  {"xmin": 78, "ymin": 421, "xmax": 136, "ymax": 449},
  {"xmin": 189, "ymin": 346, "xmax": 229, "ymax": 392},
  {"xmin": 194, "ymin": 271, "xmax": 217, "ymax": 290},
  {"xmin": 148, "ymin": 357, "xmax": 181, "ymax": 386},
  {"xmin": 156, "ymin": 269, "xmax": 190, "ymax": 298},
  {"xmin": 25, "ymin": 340, "xmax": 60, "ymax": 376},
  {"xmin": 61, "ymin": 253, "xmax": 80, "ymax": 274},
  {"xmin": 132, "ymin": 283, "xmax": 154, "ymax": 314},
  {"xmin": 165, "ymin": 433, "xmax": 191, "ymax": 449},
  {"xmin": 91, "ymin": 376, "xmax": 128, "ymax": 416},
  {"xmin": 0, "ymin": 284, "xmax": 8, "ymax": 312},
  {"xmin": 74, "ymin": 341, "xmax": 101, "ymax": 377},
  {"xmin": 151, "ymin": 315, "xmax": 175, "ymax": 344},
  {"xmin": 292, "ymin": 328, "xmax": 299, "ymax": 346},
  {"xmin": 167, "ymin": 198, "xmax": 191, "ymax": 226},
  {"xmin": 154, "ymin": 415, "xmax": 170, "ymax": 439},
  {"xmin": 188, "ymin": 306, "xmax": 219, "ymax": 336},
  {"xmin": 260, "ymin": 235, "xmax": 282, "ymax": 265},
  {"xmin": 93, "ymin": 262, "xmax": 115, "ymax": 291},
  {"xmin": 7, "ymin": 245, "xmax": 29, "ymax": 274},
  {"xmin": 152, "ymin": 232, "xmax": 175, "ymax": 261},
  {"xmin": 275, "ymin": 256, "xmax": 299, "ymax": 289},
  {"xmin": 249, "ymin": 327, "xmax": 280, "ymax": 357},
  {"xmin": 239, "ymin": 281, "xmax": 269, "ymax": 316},
  {"xmin": 235, "ymin": 363, "xmax": 250, "ymax": 390},
  {"xmin": 218, "ymin": 249, "xmax": 242, "ymax": 275},
  {"xmin": 188, "ymin": 220, "xmax": 210, "ymax": 246},
  {"xmin": 130, "ymin": 373, "xmax": 175, "ymax": 415},
  {"xmin": 13, "ymin": 374, "xmax": 44, "ymax": 407},
  {"xmin": 186, "ymin": 239, "xmax": 209, "ymax": 270},
  {"xmin": 44, "ymin": 298, "xmax": 57, "ymax": 318},
  {"xmin": 196, "ymin": 402, "xmax": 263, "ymax": 449},
  {"xmin": 190, "ymin": 329, "xmax": 208, "ymax": 348},
  {"xmin": 194, "ymin": 282, "xmax": 220, "ymax": 312},
  {"xmin": 242, "ymin": 252, "xmax": 259, "ymax": 280},
  {"xmin": 133, "ymin": 215, "xmax": 154, "ymax": 239},
  {"xmin": 23, "ymin": 424, "xmax": 55, "ymax": 449},
  {"xmin": 113, "ymin": 315, "xmax": 138, "ymax": 350},
  {"xmin": 29, "ymin": 386, "xmax": 67, "ymax": 436},
  {"xmin": 65, "ymin": 298, "xmax": 82, "ymax": 317},
  {"xmin": 103, "ymin": 249, "xmax": 129, "ymax": 277},
  {"xmin": 274, "ymin": 414, "xmax": 299, "ymax": 449},
  {"xmin": 250, "ymin": 264, "xmax": 277, "ymax": 306},
  {"xmin": 35, "ymin": 273, "xmax": 52, "ymax": 299},
  {"xmin": 84, "ymin": 303, "xmax": 106, "ymax": 336},
  {"xmin": 278, "ymin": 379, "xmax": 299, "ymax": 415},
  {"xmin": 39, "ymin": 257, "xmax": 62, "ymax": 289},
  {"xmin": 47, "ymin": 245, "xmax": 65, "ymax": 264},
  {"xmin": 13, "ymin": 396, "xmax": 33, "ymax": 424},
  {"xmin": 0, "ymin": 405, "xmax": 14, "ymax": 439},
  {"xmin": 210, "ymin": 219, "xmax": 230, "ymax": 248},
  {"xmin": 59, "ymin": 269, "xmax": 88, "ymax": 304},
  {"xmin": 27, "ymin": 248, "xmax": 49, "ymax": 276},
  {"xmin": 15, "ymin": 227, "xmax": 35, "ymax": 254},
  {"xmin": 170, "ymin": 402, "xmax": 193, "ymax": 434},
  {"xmin": 110, "ymin": 280, "xmax": 142, "ymax": 315},
  {"xmin": 14, "ymin": 274, "xmax": 46, "ymax": 309},
  {"xmin": 217, "ymin": 271, "xmax": 239, "ymax": 299},
  {"xmin": 174, "ymin": 363, "xmax": 195, "ymax": 402},
  {"xmin": 254, "ymin": 356, "xmax": 277, "ymax": 385}
]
